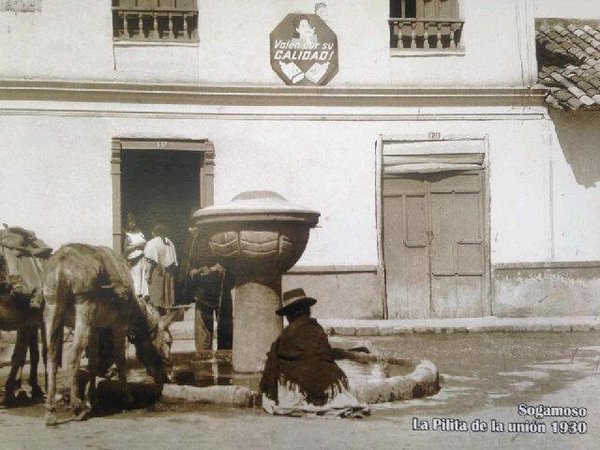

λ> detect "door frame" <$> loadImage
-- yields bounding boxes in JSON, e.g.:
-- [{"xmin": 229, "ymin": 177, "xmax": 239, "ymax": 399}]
[
  {"xmin": 111, "ymin": 138, "xmax": 215, "ymax": 253},
  {"xmin": 376, "ymin": 134, "xmax": 492, "ymax": 318}
]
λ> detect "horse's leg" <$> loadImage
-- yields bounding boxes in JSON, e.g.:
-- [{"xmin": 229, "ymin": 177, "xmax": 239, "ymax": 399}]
[
  {"xmin": 5, "ymin": 328, "xmax": 28, "ymax": 406},
  {"xmin": 84, "ymin": 329, "xmax": 99, "ymax": 413},
  {"xmin": 69, "ymin": 301, "xmax": 93, "ymax": 420},
  {"xmin": 28, "ymin": 327, "xmax": 44, "ymax": 402},
  {"xmin": 44, "ymin": 303, "xmax": 60, "ymax": 426},
  {"xmin": 15, "ymin": 366, "xmax": 23, "ymax": 390},
  {"xmin": 111, "ymin": 325, "xmax": 133, "ymax": 406},
  {"xmin": 40, "ymin": 322, "xmax": 48, "ymax": 394}
]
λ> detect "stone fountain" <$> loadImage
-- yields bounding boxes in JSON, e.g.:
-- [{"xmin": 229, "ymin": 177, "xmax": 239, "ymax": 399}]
[{"xmin": 192, "ymin": 191, "xmax": 320, "ymax": 373}]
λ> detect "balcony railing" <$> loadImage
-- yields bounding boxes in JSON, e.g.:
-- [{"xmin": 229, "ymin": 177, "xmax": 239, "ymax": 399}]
[
  {"xmin": 389, "ymin": 18, "xmax": 464, "ymax": 52},
  {"xmin": 112, "ymin": 0, "xmax": 198, "ymax": 42}
]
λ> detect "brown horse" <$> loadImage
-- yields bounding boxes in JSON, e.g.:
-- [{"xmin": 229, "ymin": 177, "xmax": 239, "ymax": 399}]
[
  {"xmin": 41, "ymin": 244, "xmax": 175, "ymax": 425},
  {"xmin": 0, "ymin": 247, "xmax": 47, "ymax": 405}
]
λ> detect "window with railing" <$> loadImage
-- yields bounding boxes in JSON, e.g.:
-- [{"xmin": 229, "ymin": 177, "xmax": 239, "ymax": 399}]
[
  {"xmin": 389, "ymin": 0, "xmax": 464, "ymax": 52},
  {"xmin": 112, "ymin": 0, "xmax": 198, "ymax": 42}
]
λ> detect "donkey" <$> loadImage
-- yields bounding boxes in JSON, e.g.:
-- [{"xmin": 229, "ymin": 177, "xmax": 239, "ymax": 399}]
[
  {"xmin": 41, "ymin": 244, "xmax": 175, "ymax": 425},
  {"xmin": 0, "ymin": 247, "xmax": 47, "ymax": 405}
]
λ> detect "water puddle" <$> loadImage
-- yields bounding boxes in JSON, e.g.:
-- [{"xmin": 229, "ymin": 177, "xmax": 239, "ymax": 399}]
[
  {"xmin": 169, "ymin": 353, "xmax": 412, "ymax": 395},
  {"xmin": 509, "ymin": 380, "xmax": 536, "ymax": 391},
  {"xmin": 440, "ymin": 374, "xmax": 478, "ymax": 382},
  {"xmin": 487, "ymin": 392, "xmax": 511, "ymax": 400},
  {"xmin": 575, "ymin": 345, "xmax": 600, "ymax": 351},
  {"xmin": 497, "ymin": 370, "xmax": 550, "ymax": 379},
  {"xmin": 527, "ymin": 361, "xmax": 593, "ymax": 372}
]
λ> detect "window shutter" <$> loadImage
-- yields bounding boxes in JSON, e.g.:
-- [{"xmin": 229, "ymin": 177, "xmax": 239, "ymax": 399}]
[
  {"xmin": 421, "ymin": 0, "xmax": 436, "ymax": 19},
  {"xmin": 438, "ymin": 0, "xmax": 458, "ymax": 19},
  {"xmin": 418, "ymin": 0, "xmax": 458, "ymax": 19}
]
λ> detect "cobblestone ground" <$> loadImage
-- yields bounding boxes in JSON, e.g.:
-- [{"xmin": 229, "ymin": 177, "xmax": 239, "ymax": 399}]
[{"xmin": 0, "ymin": 332, "xmax": 599, "ymax": 449}]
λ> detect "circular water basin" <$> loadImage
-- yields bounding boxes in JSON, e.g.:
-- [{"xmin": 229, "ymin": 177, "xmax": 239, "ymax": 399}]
[{"xmin": 171, "ymin": 353, "xmax": 413, "ymax": 393}]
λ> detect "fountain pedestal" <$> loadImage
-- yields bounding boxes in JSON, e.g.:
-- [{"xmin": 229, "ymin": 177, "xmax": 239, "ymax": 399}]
[
  {"xmin": 193, "ymin": 191, "xmax": 319, "ymax": 373},
  {"xmin": 232, "ymin": 274, "xmax": 281, "ymax": 373}
]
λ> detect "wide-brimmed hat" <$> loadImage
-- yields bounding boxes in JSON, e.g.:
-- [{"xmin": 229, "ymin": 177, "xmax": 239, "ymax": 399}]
[{"xmin": 276, "ymin": 288, "xmax": 317, "ymax": 316}]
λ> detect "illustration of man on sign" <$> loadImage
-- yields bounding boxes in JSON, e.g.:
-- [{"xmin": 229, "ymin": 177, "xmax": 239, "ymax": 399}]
[
  {"xmin": 291, "ymin": 17, "xmax": 318, "ymax": 48},
  {"xmin": 271, "ymin": 13, "xmax": 338, "ymax": 86}
]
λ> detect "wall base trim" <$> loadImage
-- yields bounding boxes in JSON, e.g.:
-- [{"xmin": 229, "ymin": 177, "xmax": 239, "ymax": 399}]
[
  {"xmin": 494, "ymin": 261, "xmax": 600, "ymax": 271},
  {"xmin": 287, "ymin": 265, "xmax": 378, "ymax": 274}
]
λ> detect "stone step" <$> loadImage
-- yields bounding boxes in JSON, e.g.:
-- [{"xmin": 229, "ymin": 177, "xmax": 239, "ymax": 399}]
[
  {"xmin": 166, "ymin": 315, "xmax": 600, "ymax": 343},
  {"xmin": 320, "ymin": 315, "xmax": 600, "ymax": 336}
]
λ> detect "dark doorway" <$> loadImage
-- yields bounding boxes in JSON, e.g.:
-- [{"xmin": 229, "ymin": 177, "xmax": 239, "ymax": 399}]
[{"xmin": 120, "ymin": 149, "xmax": 201, "ymax": 272}]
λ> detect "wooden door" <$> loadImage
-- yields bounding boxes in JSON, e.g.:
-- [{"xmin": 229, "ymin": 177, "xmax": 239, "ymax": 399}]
[{"xmin": 383, "ymin": 170, "xmax": 487, "ymax": 319}]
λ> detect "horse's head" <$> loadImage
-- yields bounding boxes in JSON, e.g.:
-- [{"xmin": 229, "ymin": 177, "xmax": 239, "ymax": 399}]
[
  {"xmin": 154, "ymin": 309, "xmax": 176, "ymax": 362},
  {"xmin": 30, "ymin": 288, "xmax": 45, "ymax": 309},
  {"xmin": 129, "ymin": 299, "xmax": 176, "ymax": 384}
]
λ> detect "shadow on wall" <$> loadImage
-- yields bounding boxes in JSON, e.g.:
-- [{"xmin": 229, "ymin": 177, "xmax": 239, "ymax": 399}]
[{"xmin": 551, "ymin": 109, "xmax": 600, "ymax": 188}]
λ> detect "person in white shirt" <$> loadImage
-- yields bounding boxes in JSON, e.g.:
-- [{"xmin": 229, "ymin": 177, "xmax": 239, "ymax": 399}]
[
  {"xmin": 144, "ymin": 223, "xmax": 178, "ymax": 315},
  {"xmin": 123, "ymin": 213, "xmax": 148, "ymax": 298}
]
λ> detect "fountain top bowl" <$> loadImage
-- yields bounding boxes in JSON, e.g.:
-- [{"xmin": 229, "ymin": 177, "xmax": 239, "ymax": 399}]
[{"xmin": 193, "ymin": 191, "xmax": 320, "ymax": 226}]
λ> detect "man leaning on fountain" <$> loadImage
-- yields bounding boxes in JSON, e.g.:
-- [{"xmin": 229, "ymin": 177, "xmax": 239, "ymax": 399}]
[{"xmin": 259, "ymin": 288, "xmax": 369, "ymax": 418}]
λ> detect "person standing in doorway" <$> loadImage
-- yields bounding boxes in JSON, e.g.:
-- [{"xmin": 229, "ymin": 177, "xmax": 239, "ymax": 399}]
[
  {"xmin": 123, "ymin": 213, "xmax": 148, "ymax": 299},
  {"xmin": 144, "ymin": 223, "xmax": 178, "ymax": 315}
]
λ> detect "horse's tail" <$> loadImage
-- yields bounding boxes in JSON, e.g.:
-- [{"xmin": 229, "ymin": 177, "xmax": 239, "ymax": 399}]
[
  {"xmin": 47, "ymin": 265, "xmax": 69, "ymax": 369},
  {"xmin": 44, "ymin": 258, "xmax": 71, "ymax": 425}
]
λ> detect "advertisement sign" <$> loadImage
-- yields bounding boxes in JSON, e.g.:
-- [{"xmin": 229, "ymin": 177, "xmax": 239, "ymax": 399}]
[{"xmin": 270, "ymin": 13, "xmax": 339, "ymax": 86}]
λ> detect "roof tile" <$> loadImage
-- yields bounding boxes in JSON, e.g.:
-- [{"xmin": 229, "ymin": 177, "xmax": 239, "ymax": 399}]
[
  {"xmin": 567, "ymin": 97, "xmax": 583, "ymax": 110},
  {"xmin": 554, "ymin": 90, "xmax": 572, "ymax": 101},
  {"xmin": 579, "ymin": 95, "xmax": 595, "ymax": 106},
  {"xmin": 537, "ymin": 19, "xmax": 600, "ymax": 110},
  {"xmin": 590, "ymin": 78, "xmax": 600, "ymax": 89}
]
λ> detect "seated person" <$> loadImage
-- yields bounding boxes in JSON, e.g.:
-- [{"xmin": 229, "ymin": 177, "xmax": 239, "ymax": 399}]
[{"xmin": 259, "ymin": 288, "xmax": 369, "ymax": 417}]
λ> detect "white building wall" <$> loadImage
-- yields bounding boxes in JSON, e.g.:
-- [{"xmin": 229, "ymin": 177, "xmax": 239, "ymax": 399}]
[
  {"xmin": 2, "ymin": 107, "xmax": 576, "ymax": 267},
  {"xmin": 488, "ymin": 117, "xmax": 553, "ymax": 263},
  {"xmin": 548, "ymin": 111, "xmax": 600, "ymax": 261},
  {"xmin": 1, "ymin": 1, "xmax": 599, "ymax": 318},
  {"xmin": 535, "ymin": 0, "xmax": 600, "ymax": 19},
  {"xmin": 0, "ymin": 115, "xmax": 113, "ymax": 246},
  {"xmin": 0, "ymin": 0, "xmax": 538, "ymax": 87}
]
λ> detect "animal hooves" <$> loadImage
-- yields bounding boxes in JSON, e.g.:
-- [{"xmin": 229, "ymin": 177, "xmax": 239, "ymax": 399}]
[
  {"xmin": 123, "ymin": 393, "xmax": 135, "ymax": 406},
  {"xmin": 70, "ymin": 397, "xmax": 83, "ymax": 414},
  {"xmin": 31, "ymin": 386, "xmax": 45, "ymax": 402},
  {"xmin": 73, "ymin": 407, "xmax": 92, "ymax": 422},
  {"xmin": 45, "ymin": 412, "xmax": 58, "ymax": 426}
]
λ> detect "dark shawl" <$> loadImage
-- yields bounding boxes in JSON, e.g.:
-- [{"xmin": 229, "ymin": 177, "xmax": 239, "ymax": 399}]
[{"xmin": 259, "ymin": 316, "xmax": 348, "ymax": 406}]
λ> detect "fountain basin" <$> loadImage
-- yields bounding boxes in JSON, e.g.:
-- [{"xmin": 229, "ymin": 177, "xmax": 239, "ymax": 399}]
[
  {"xmin": 193, "ymin": 191, "xmax": 319, "ymax": 274},
  {"xmin": 193, "ymin": 191, "xmax": 320, "ymax": 373}
]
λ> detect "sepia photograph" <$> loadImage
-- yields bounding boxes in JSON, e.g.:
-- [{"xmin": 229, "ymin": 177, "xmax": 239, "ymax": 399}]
[{"xmin": 0, "ymin": 0, "xmax": 599, "ymax": 448}]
